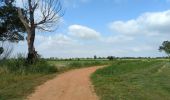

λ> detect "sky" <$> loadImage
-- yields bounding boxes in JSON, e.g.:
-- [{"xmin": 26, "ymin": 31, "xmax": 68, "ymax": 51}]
[{"xmin": 13, "ymin": 0, "xmax": 170, "ymax": 58}]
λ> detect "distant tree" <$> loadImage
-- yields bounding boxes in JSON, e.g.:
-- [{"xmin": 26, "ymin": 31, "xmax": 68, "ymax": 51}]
[
  {"xmin": 107, "ymin": 56, "xmax": 115, "ymax": 60},
  {"xmin": 159, "ymin": 41, "xmax": 170, "ymax": 58},
  {"xmin": 77, "ymin": 58, "xmax": 80, "ymax": 61},
  {"xmin": 98, "ymin": 57, "xmax": 102, "ymax": 59},
  {"xmin": 94, "ymin": 55, "xmax": 97, "ymax": 59}
]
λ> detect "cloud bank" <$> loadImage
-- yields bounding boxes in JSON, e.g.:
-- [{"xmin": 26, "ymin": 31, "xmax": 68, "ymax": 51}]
[
  {"xmin": 109, "ymin": 10, "xmax": 170, "ymax": 36},
  {"xmin": 68, "ymin": 25, "xmax": 101, "ymax": 40}
]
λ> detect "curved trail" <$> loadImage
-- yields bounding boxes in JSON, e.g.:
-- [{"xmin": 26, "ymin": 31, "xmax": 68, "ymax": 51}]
[{"xmin": 27, "ymin": 66, "xmax": 104, "ymax": 100}]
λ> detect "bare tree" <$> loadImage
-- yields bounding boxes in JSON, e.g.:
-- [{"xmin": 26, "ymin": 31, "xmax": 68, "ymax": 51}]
[{"xmin": 17, "ymin": 0, "xmax": 63, "ymax": 63}]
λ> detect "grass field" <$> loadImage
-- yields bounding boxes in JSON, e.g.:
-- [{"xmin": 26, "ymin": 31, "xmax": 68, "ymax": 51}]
[
  {"xmin": 0, "ymin": 59, "xmax": 109, "ymax": 100},
  {"xmin": 91, "ymin": 60, "xmax": 170, "ymax": 100},
  {"xmin": 1, "ymin": 59, "xmax": 169, "ymax": 100},
  {"xmin": 48, "ymin": 60, "xmax": 111, "ymax": 71}
]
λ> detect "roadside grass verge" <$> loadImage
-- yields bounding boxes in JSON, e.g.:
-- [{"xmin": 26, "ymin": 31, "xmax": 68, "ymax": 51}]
[
  {"xmin": 0, "ymin": 73, "xmax": 56, "ymax": 100},
  {"xmin": 91, "ymin": 60, "xmax": 170, "ymax": 100},
  {"xmin": 0, "ymin": 57, "xmax": 58, "ymax": 100}
]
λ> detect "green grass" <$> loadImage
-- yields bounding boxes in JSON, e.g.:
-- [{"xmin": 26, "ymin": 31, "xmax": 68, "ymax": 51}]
[
  {"xmin": 48, "ymin": 60, "xmax": 111, "ymax": 72},
  {"xmin": 0, "ymin": 59, "xmax": 110, "ymax": 100},
  {"xmin": 0, "ymin": 73, "xmax": 55, "ymax": 100},
  {"xmin": 2, "ymin": 58, "xmax": 167, "ymax": 100},
  {"xmin": 0, "ymin": 58, "xmax": 58, "ymax": 100},
  {"xmin": 91, "ymin": 60, "xmax": 170, "ymax": 100}
]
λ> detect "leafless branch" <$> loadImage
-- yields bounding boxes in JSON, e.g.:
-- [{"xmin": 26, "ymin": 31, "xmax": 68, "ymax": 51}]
[{"xmin": 34, "ymin": 0, "xmax": 64, "ymax": 31}]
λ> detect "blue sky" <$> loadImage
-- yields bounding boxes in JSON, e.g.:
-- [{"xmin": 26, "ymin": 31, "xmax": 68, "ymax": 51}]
[{"xmin": 13, "ymin": 0, "xmax": 170, "ymax": 58}]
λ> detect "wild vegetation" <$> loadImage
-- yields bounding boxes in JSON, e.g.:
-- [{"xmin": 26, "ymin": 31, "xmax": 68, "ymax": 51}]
[
  {"xmin": 0, "ymin": 55, "xmax": 57, "ymax": 100},
  {"xmin": 0, "ymin": 0, "xmax": 170, "ymax": 100},
  {"xmin": 0, "ymin": 56, "xmax": 109, "ymax": 100},
  {"xmin": 91, "ymin": 60, "xmax": 170, "ymax": 100},
  {"xmin": 0, "ymin": 1, "xmax": 63, "ymax": 99}
]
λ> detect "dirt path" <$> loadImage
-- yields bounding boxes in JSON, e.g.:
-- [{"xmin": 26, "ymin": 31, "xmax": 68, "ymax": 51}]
[{"xmin": 27, "ymin": 66, "xmax": 104, "ymax": 100}]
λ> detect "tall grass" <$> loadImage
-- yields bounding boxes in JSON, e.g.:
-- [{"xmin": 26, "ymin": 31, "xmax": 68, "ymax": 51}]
[
  {"xmin": 0, "ymin": 55, "xmax": 58, "ymax": 74},
  {"xmin": 0, "ymin": 54, "xmax": 58, "ymax": 100},
  {"xmin": 0, "ymin": 56, "xmax": 111, "ymax": 100}
]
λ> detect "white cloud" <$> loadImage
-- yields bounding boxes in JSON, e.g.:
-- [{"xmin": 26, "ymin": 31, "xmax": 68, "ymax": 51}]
[
  {"xmin": 36, "ymin": 34, "xmax": 76, "ymax": 51},
  {"xmin": 109, "ymin": 10, "xmax": 170, "ymax": 36},
  {"xmin": 104, "ymin": 35, "xmax": 134, "ymax": 43},
  {"xmin": 131, "ymin": 45, "xmax": 154, "ymax": 52},
  {"xmin": 68, "ymin": 25, "xmax": 101, "ymax": 40}
]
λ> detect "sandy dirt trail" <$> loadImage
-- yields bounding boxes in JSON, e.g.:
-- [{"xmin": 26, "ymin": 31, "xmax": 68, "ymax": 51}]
[{"xmin": 27, "ymin": 66, "xmax": 104, "ymax": 100}]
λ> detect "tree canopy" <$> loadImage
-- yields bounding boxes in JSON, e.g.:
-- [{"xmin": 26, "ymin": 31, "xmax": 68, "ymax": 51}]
[
  {"xmin": 159, "ymin": 41, "xmax": 170, "ymax": 57},
  {"xmin": 0, "ymin": 0, "xmax": 26, "ymax": 42},
  {"xmin": 0, "ymin": 47, "xmax": 3, "ymax": 55}
]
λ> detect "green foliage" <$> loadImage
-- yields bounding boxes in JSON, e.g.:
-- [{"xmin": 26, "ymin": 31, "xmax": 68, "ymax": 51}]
[
  {"xmin": 107, "ymin": 56, "xmax": 115, "ymax": 60},
  {"xmin": 0, "ymin": 54, "xmax": 58, "ymax": 74},
  {"xmin": 0, "ymin": 47, "xmax": 3, "ymax": 54},
  {"xmin": 0, "ymin": 0, "xmax": 26, "ymax": 42},
  {"xmin": 94, "ymin": 55, "xmax": 97, "ymax": 59},
  {"xmin": 91, "ymin": 60, "xmax": 170, "ymax": 100},
  {"xmin": 159, "ymin": 41, "xmax": 170, "ymax": 57}
]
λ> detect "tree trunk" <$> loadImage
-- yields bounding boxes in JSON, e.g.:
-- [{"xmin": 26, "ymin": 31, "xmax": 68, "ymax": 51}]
[
  {"xmin": 27, "ymin": 28, "xmax": 37, "ymax": 63},
  {"xmin": 26, "ymin": 0, "xmax": 37, "ymax": 64}
]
